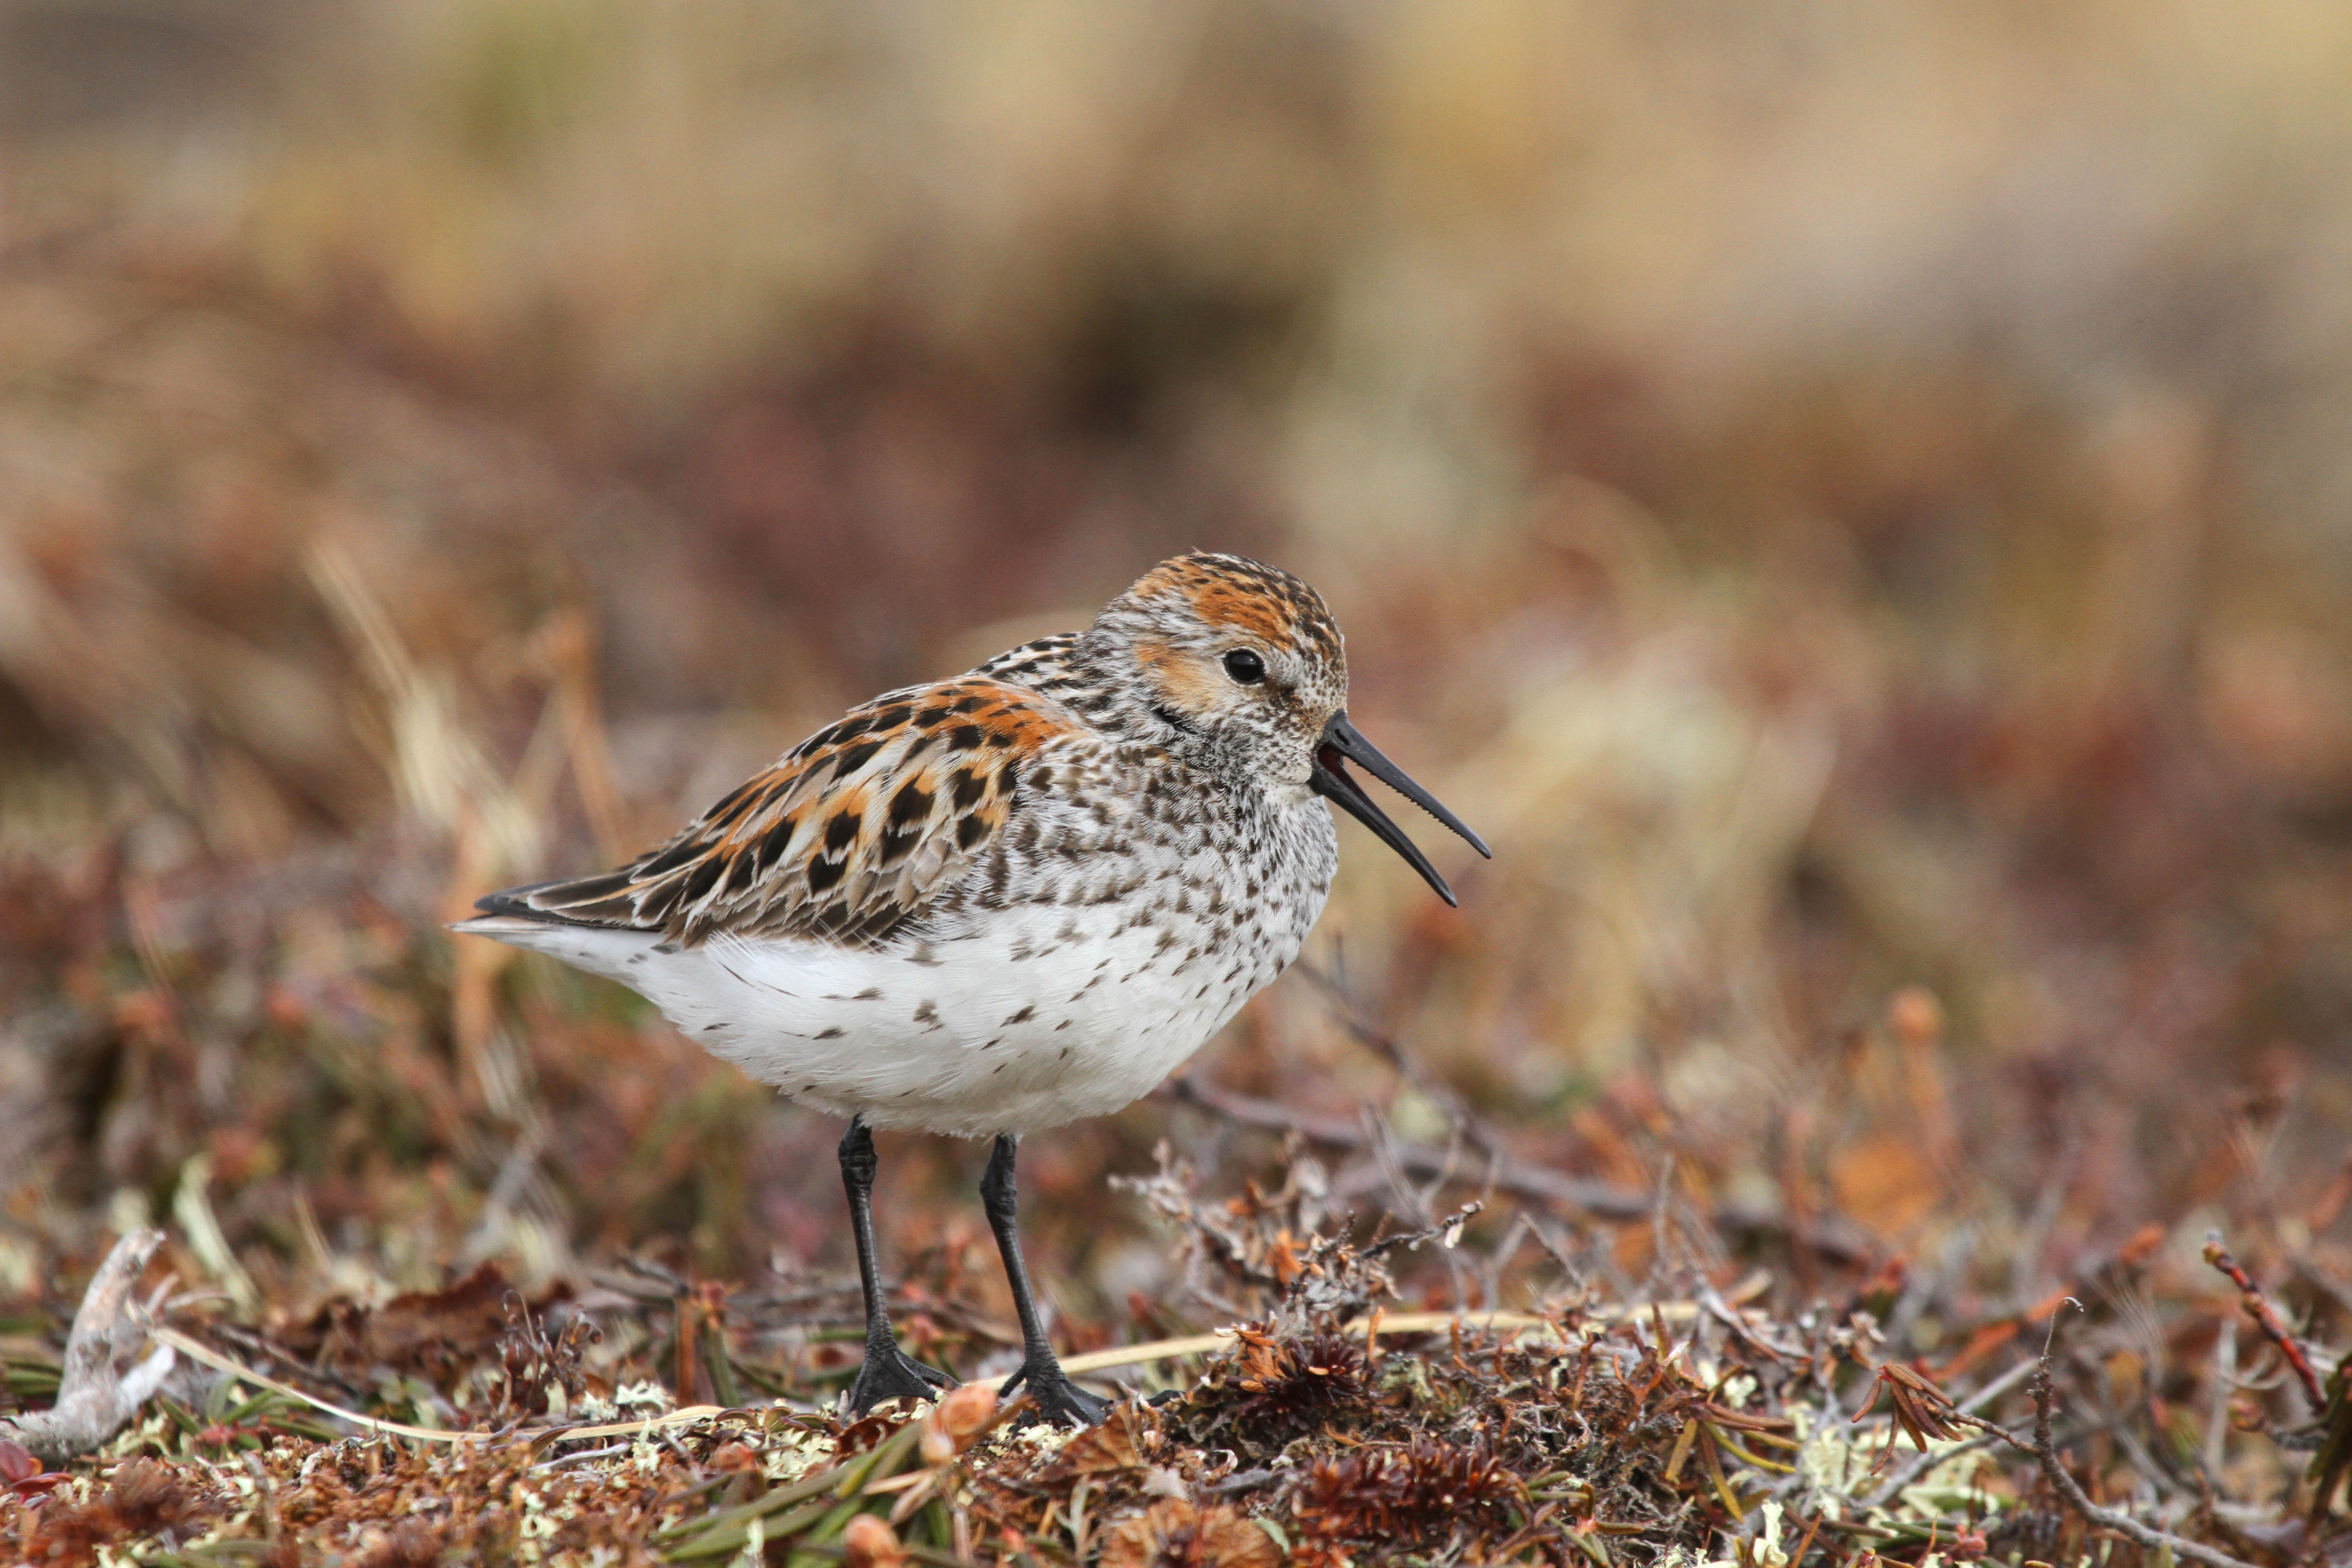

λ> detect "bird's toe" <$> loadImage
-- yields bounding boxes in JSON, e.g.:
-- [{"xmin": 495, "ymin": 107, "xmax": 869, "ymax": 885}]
[
  {"xmin": 848, "ymin": 1338, "xmax": 958, "ymax": 1415},
  {"xmin": 999, "ymin": 1359, "xmax": 1111, "ymax": 1427}
]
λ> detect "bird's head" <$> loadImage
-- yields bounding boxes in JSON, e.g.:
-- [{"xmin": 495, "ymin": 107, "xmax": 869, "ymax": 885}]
[{"xmin": 1082, "ymin": 551, "xmax": 1489, "ymax": 902}]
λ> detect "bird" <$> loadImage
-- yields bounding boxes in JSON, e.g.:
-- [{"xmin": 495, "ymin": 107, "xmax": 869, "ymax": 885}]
[{"xmin": 452, "ymin": 551, "xmax": 1489, "ymax": 1426}]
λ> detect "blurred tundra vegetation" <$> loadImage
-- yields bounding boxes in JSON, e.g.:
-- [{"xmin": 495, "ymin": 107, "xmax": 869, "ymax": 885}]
[{"xmin": 2, "ymin": 0, "xmax": 2351, "ymax": 1353}]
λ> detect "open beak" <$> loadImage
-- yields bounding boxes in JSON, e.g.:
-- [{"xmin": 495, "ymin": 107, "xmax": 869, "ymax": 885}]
[{"xmin": 1309, "ymin": 712, "xmax": 1491, "ymax": 907}]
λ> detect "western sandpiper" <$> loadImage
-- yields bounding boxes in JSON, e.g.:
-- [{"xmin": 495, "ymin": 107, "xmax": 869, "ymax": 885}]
[{"xmin": 455, "ymin": 552, "xmax": 1488, "ymax": 1424}]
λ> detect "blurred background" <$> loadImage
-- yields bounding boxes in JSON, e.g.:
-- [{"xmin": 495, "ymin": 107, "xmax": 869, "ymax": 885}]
[{"xmin": 5, "ymin": 0, "xmax": 2352, "ymax": 1354}]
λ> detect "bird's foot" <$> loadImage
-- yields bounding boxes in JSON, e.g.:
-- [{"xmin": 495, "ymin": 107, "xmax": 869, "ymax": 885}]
[
  {"xmin": 998, "ymin": 1356, "xmax": 1111, "ymax": 1427},
  {"xmin": 848, "ymin": 1336, "xmax": 956, "ymax": 1416}
]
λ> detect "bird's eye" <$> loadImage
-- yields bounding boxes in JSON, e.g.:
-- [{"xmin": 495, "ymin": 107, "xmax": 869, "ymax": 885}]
[{"xmin": 1222, "ymin": 649, "xmax": 1266, "ymax": 685}]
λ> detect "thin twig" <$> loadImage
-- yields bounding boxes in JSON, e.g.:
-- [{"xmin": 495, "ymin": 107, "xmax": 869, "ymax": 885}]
[
  {"xmin": 1165, "ymin": 1077, "xmax": 1877, "ymax": 1265},
  {"xmin": 2203, "ymin": 1234, "xmax": 2328, "ymax": 1410},
  {"xmin": 2203, "ymin": 1318, "xmax": 2237, "ymax": 1480},
  {"xmin": 2028, "ymin": 1301, "xmax": 2259, "ymax": 1568},
  {"xmin": 155, "ymin": 1327, "xmax": 732, "ymax": 1444},
  {"xmin": 532, "ymin": 1441, "xmax": 635, "ymax": 1471},
  {"xmin": 1957, "ymin": 1357, "xmax": 2038, "ymax": 1416}
]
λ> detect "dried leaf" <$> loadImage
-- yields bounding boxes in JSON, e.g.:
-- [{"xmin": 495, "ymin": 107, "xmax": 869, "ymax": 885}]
[
  {"xmin": 1101, "ymin": 1499, "xmax": 1280, "ymax": 1568},
  {"xmin": 0, "ymin": 1436, "xmax": 39, "ymax": 1484}
]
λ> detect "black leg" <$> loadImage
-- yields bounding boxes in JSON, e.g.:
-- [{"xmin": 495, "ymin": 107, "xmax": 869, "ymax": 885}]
[
  {"xmin": 980, "ymin": 1134, "xmax": 1108, "ymax": 1427},
  {"xmin": 839, "ymin": 1117, "xmax": 955, "ymax": 1413}
]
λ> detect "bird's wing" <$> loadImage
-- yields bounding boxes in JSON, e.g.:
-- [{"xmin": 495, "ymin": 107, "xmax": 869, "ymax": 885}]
[{"xmin": 472, "ymin": 675, "xmax": 1082, "ymax": 946}]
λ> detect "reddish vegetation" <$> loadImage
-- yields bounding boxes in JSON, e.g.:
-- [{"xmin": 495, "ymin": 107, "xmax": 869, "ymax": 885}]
[
  {"xmin": 8, "ymin": 3, "xmax": 2352, "ymax": 1559},
  {"xmin": 8, "ymin": 1174, "xmax": 2352, "ymax": 1564}
]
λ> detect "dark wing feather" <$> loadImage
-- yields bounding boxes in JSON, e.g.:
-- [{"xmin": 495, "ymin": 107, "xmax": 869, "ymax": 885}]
[{"xmin": 480, "ymin": 675, "xmax": 1080, "ymax": 946}]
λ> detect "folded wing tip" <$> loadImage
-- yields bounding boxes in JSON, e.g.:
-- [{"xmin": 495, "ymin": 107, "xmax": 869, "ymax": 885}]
[
  {"xmin": 453, "ymin": 882, "xmax": 597, "ymax": 932},
  {"xmin": 449, "ymin": 912, "xmax": 544, "ymax": 936}
]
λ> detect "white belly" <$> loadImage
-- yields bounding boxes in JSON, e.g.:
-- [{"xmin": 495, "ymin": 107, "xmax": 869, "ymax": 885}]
[{"xmin": 483, "ymin": 894, "xmax": 1312, "ymax": 1136}]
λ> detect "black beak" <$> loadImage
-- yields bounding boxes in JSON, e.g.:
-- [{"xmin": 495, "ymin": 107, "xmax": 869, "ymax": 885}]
[{"xmin": 1309, "ymin": 712, "xmax": 1491, "ymax": 907}]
